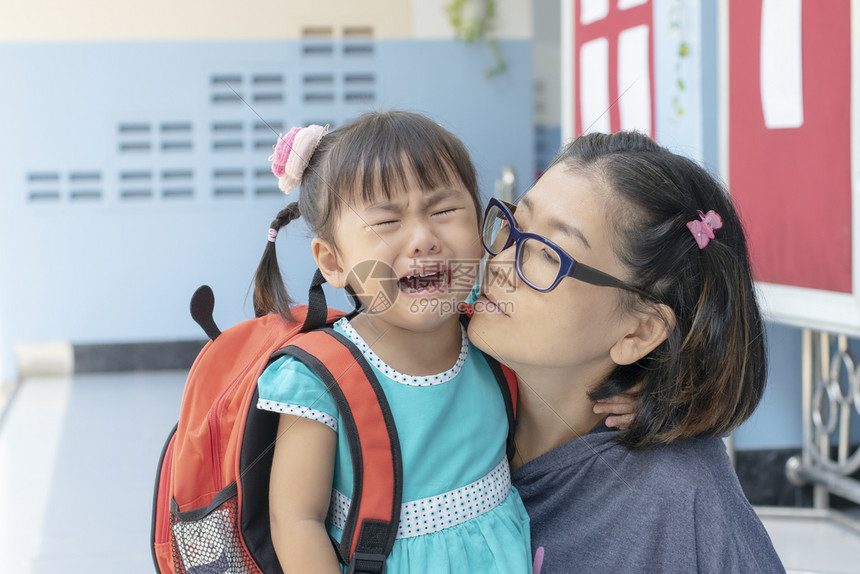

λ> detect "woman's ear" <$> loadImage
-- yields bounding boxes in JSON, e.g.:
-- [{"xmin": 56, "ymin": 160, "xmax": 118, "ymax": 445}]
[
  {"xmin": 609, "ymin": 303, "xmax": 676, "ymax": 365},
  {"xmin": 312, "ymin": 237, "xmax": 347, "ymax": 288}
]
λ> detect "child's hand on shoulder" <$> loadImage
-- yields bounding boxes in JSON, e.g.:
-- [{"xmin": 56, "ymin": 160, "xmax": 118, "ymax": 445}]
[{"xmin": 593, "ymin": 383, "xmax": 643, "ymax": 430}]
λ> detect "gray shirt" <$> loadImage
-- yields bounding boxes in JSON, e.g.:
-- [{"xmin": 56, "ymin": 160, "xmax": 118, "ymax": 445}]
[{"xmin": 512, "ymin": 424, "xmax": 785, "ymax": 573}]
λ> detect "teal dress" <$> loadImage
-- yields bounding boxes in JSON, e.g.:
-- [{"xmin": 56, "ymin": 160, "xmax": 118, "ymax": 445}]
[{"xmin": 257, "ymin": 317, "xmax": 532, "ymax": 573}]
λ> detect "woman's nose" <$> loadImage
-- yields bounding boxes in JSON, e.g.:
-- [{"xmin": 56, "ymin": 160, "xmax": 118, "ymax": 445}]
[{"xmin": 486, "ymin": 245, "xmax": 518, "ymax": 290}]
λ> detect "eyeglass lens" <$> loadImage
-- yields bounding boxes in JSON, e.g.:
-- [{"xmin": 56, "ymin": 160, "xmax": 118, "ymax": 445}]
[
  {"xmin": 483, "ymin": 204, "xmax": 512, "ymax": 255},
  {"xmin": 482, "ymin": 204, "xmax": 562, "ymax": 290}
]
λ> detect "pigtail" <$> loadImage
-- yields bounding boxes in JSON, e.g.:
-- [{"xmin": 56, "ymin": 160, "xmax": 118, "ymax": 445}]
[{"xmin": 253, "ymin": 202, "xmax": 302, "ymax": 321}]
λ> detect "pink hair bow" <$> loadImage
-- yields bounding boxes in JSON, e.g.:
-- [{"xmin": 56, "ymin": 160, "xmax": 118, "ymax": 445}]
[{"xmin": 686, "ymin": 210, "xmax": 723, "ymax": 250}]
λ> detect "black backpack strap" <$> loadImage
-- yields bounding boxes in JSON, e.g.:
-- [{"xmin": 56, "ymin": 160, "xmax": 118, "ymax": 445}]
[
  {"xmin": 459, "ymin": 313, "xmax": 518, "ymax": 462},
  {"xmin": 300, "ymin": 269, "xmax": 332, "ymax": 332},
  {"xmin": 273, "ymin": 328, "xmax": 402, "ymax": 573},
  {"xmin": 301, "ymin": 269, "xmax": 363, "ymax": 333}
]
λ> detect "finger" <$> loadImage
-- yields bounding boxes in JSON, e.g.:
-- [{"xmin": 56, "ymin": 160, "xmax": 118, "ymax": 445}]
[
  {"xmin": 594, "ymin": 396, "xmax": 628, "ymax": 406},
  {"xmin": 604, "ymin": 413, "xmax": 635, "ymax": 429},
  {"xmin": 593, "ymin": 400, "xmax": 635, "ymax": 415}
]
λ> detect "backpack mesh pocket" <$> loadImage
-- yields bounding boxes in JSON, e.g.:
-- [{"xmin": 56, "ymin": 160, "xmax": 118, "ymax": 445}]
[{"xmin": 169, "ymin": 485, "xmax": 263, "ymax": 574}]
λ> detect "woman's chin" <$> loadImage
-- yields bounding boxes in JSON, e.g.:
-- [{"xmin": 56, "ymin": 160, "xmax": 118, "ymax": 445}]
[{"xmin": 466, "ymin": 317, "xmax": 503, "ymax": 361}]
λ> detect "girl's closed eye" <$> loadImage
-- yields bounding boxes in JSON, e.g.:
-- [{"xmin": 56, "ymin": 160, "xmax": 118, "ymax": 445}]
[
  {"xmin": 369, "ymin": 219, "xmax": 401, "ymax": 230},
  {"xmin": 432, "ymin": 207, "xmax": 459, "ymax": 218}
]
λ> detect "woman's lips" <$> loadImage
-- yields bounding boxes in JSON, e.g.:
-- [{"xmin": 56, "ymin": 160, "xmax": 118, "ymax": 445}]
[{"xmin": 476, "ymin": 294, "xmax": 509, "ymax": 317}]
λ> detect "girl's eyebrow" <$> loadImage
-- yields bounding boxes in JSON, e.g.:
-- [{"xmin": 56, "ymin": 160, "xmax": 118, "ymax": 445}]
[
  {"xmin": 423, "ymin": 187, "xmax": 464, "ymax": 208},
  {"xmin": 519, "ymin": 195, "xmax": 591, "ymax": 249},
  {"xmin": 365, "ymin": 187, "xmax": 463, "ymax": 213}
]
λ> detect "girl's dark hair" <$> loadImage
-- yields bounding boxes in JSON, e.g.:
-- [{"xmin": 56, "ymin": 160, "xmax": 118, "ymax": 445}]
[
  {"xmin": 548, "ymin": 131, "xmax": 767, "ymax": 449},
  {"xmin": 253, "ymin": 110, "xmax": 481, "ymax": 321}
]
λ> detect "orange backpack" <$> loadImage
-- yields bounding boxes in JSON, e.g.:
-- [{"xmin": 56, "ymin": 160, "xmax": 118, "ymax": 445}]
[{"xmin": 151, "ymin": 272, "xmax": 517, "ymax": 574}]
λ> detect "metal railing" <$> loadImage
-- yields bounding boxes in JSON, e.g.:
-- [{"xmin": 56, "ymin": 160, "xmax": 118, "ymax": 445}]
[{"xmin": 786, "ymin": 330, "xmax": 860, "ymax": 506}]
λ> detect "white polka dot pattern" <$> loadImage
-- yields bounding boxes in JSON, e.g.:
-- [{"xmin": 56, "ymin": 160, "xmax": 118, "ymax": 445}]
[
  {"xmin": 334, "ymin": 318, "xmax": 469, "ymax": 386},
  {"xmin": 256, "ymin": 399, "xmax": 338, "ymax": 431},
  {"xmin": 326, "ymin": 458, "xmax": 511, "ymax": 539}
]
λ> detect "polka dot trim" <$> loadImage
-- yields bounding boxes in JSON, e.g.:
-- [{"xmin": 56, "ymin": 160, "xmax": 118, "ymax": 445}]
[
  {"xmin": 334, "ymin": 318, "xmax": 469, "ymax": 386},
  {"xmin": 256, "ymin": 399, "xmax": 338, "ymax": 431},
  {"xmin": 327, "ymin": 458, "xmax": 511, "ymax": 539}
]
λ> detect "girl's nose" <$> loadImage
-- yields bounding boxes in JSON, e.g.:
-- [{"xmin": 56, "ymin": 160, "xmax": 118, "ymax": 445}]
[{"xmin": 407, "ymin": 221, "xmax": 441, "ymax": 257}]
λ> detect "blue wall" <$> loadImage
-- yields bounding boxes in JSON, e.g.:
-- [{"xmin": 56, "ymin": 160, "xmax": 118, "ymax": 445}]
[{"xmin": 0, "ymin": 38, "xmax": 533, "ymax": 381}]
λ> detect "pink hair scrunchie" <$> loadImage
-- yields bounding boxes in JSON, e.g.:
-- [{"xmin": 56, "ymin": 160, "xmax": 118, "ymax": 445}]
[{"xmin": 267, "ymin": 124, "xmax": 329, "ymax": 194}]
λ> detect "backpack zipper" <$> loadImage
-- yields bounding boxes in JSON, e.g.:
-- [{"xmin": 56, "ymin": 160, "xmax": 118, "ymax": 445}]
[
  {"xmin": 207, "ymin": 335, "xmax": 275, "ymax": 492},
  {"xmin": 209, "ymin": 392, "xmax": 226, "ymax": 491}
]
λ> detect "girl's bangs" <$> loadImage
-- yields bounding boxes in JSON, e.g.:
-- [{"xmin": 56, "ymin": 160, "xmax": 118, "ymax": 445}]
[{"xmin": 328, "ymin": 119, "xmax": 469, "ymax": 206}]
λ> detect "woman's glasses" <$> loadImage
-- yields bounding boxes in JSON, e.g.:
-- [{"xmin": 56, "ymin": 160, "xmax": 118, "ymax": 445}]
[{"xmin": 481, "ymin": 197, "xmax": 655, "ymax": 298}]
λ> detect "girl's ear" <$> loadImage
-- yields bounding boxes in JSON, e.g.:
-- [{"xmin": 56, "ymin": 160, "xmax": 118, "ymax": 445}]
[
  {"xmin": 312, "ymin": 237, "xmax": 347, "ymax": 288},
  {"xmin": 609, "ymin": 303, "xmax": 676, "ymax": 366}
]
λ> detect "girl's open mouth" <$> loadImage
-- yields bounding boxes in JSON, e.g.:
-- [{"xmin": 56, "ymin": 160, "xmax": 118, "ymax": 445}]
[{"xmin": 398, "ymin": 270, "xmax": 450, "ymax": 294}]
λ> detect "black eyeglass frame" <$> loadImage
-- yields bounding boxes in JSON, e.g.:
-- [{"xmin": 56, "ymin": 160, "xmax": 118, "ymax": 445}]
[{"xmin": 482, "ymin": 197, "xmax": 656, "ymax": 299}]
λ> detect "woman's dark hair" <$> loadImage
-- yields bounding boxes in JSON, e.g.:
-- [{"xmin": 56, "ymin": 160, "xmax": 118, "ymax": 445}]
[
  {"xmin": 253, "ymin": 110, "xmax": 481, "ymax": 321},
  {"xmin": 548, "ymin": 131, "xmax": 767, "ymax": 449}
]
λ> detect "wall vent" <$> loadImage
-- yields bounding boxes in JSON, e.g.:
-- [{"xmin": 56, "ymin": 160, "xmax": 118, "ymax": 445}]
[
  {"xmin": 302, "ymin": 26, "xmax": 334, "ymax": 38},
  {"xmin": 120, "ymin": 170, "xmax": 152, "ymax": 182},
  {"xmin": 343, "ymin": 44, "xmax": 374, "ymax": 56},
  {"xmin": 345, "ymin": 92, "xmax": 374, "ymax": 103},
  {"xmin": 213, "ymin": 168, "xmax": 244, "ymax": 179},
  {"xmin": 212, "ymin": 121, "xmax": 243, "ymax": 134},
  {"xmin": 343, "ymin": 26, "xmax": 373, "ymax": 38},
  {"xmin": 68, "ymin": 171, "xmax": 103, "ymax": 202},
  {"xmin": 304, "ymin": 73, "xmax": 335, "ymax": 86},
  {"xmin": 214, "ymin": 187, "xmax": 244, "ymax": 198},
  {"xmin": 120, "ymin": 189, "xmax": 153, "ymax": 200},
  {"xmin": 213, "ymin": 168, "xmax": 245, "ymax": 198},
  {"xmin": 213, "ymin": 140, "xmax": 244, "ymax": 152},
  {"xmin": 256, "ymin": 120, "xmax": 284, "ymax": 133},
  {"xmin": 118, "ymin": 123, "xmax": 150, "ymax": 134},
  {"xmin": 344, "ymin": 73, "xmax": 374, "ymax": 85},
  {"xmin": 69, "ymin": 171, "xmax": 101, "ymax": 182},
  {"xmin": 303, "ymin": 45, "xmax": 334, "ymax": 56},
  {"xmin": 28, "ymin": 191, "xmax": 61, "ymax": 202},
  {"xmin": 211, "ymin": 74, "xmax": 244, "ymax": 105},
  {"xmin": 162, "ymin": 188, "xmax": 194, "ymax": 199},
  {"xmin": 302, "ymin": 27, "xmax": 334, "ymax": 57},
  {"xmin": 70, "ymin": 190, "xmax": 101, "ymax": 201},
  {"xmin": 253, "ymin": 93, "xmax": 284, "ymax": 105},
  {"xmin": 162, "ymin": 169, "xmax": 193, "ymax": 181},
  {"xmin": 254, "ymin": 166, "xmax": 279, "ymax": 197},
  {"xmin": 27, "ymin": 172, "xmax": 60, "ymax": 183},
  {"xmin": 161, "ymin": 141, "xmax": 193, "ymax": 152},
  {"xmin": 119, "ymin": 142, "xmax": 152, "ymax": 152},
  {"xmin": 118, "ymin": 123, "xmax": 152, "ymax": 154},
  {"xmin": 161, "ymin": 122, "xmax": 192, "ymax": 134},
  {"xmin": 255, "ymin": 186, "xmax": 282, "ymax": 197},
  {"xmin": 304, "ymin": 93, "xmax": 335, "ymax": 103}
]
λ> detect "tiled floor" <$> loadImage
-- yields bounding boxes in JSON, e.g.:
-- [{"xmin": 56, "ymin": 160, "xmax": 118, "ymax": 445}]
[
  {"xmin": 758, "ymin": 509, "xmax": 860, "ymax": 574},
  {"xmin": 0, "ymin": 373, "xmax": 184, "ymax": 573},
  {"xmin": 1, "ymin": 372, "xmax": 859, "ymax": 573}
]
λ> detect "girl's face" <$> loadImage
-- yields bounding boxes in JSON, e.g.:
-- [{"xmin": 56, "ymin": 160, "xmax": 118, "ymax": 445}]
[
  {"xmin": 316, "ymin": 169, "xmax": 483, "ymax": 334},
  {"xmin": 469, "ymin": 164, "xmax": 635, "ymax": 376}
]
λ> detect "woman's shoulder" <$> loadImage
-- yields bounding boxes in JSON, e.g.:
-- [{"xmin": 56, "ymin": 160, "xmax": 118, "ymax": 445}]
[
  {"xmin": 628, "ymin": 435, "xmax": 736, "ymax": 490},
  {"xmin": 613, "ymin": 437, "xmax": 783, "ymax": 568}
]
